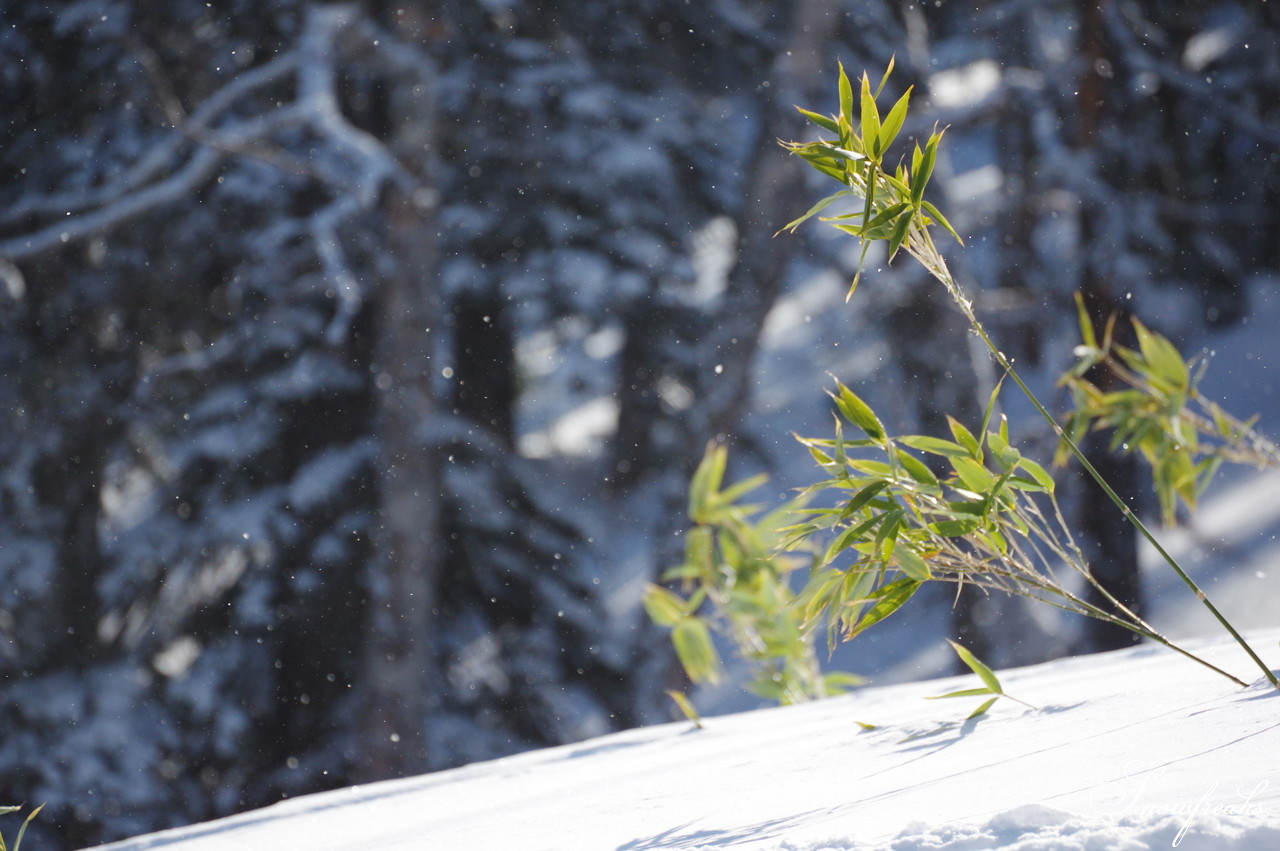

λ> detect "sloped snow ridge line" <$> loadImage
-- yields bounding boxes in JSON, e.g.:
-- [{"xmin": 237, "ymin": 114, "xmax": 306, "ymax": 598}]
[{"xmin": 90, "ymin": 630, "xmax": 1280, "ymax": 851}]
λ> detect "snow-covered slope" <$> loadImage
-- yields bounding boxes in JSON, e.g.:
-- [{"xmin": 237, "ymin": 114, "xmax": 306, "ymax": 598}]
[{"xmin": 91, "ymin": 630, "xmax": 1280, "ymax": 851}]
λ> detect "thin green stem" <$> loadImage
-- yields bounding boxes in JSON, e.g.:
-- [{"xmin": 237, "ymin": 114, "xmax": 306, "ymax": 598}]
[{"xmin": 911, "ymin": 230, "xmax": 1277, "ymax": 688}]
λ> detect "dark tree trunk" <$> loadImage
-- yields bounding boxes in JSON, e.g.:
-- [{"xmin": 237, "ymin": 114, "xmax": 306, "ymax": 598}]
[
  {"xmin": 451, "ymin": 292, "xmax": 517, "ymax": 448},
  {"xmin": 1071, "ymin": 0, "xmax": 1142, "ymax": 652},
  {"xmin": 357, "ymin": 14, "xmax": 443, "ymax": 775}
]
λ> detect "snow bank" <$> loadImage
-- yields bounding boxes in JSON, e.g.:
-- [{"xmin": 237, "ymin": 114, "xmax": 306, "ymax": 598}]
[{"xmin": 90, "ymin": 629, "xmax": 1280, "ymax": 851}]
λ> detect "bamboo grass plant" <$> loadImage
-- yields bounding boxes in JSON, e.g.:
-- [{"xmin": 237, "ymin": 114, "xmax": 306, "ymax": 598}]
[
  {"xmin": 0, "ymin": 804, "xmax": 42, "ymax": 851},
  {"xmin": 1060, "ymin": 292, "xmax": 1280, "ymax": 524},
  {"xmin": 646, "ymin": 60, "xmax": 1278, "ymax": 702},
  {"xmin": 779, "ymin": 59, "xmax": 1275, "ymax": 689}
]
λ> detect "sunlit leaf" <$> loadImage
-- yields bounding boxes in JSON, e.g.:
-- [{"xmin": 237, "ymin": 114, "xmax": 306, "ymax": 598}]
[
  {"xmin": 688, "ymin": 443, "xmax": 725, "ymax": 522},
  {"xmin": 967, "ymin": 696, "xmax": 1000, "ymax": 719},
  {"xmin": 796, "ymin": 106, "xmax": 840, "ymax": 135},
  {"xmin": 672, "ymin": 617, "xmax": 722, "ymax": 684},
  {"xmin": 833, "ymin": 382, "xmax": 886, "ymax": 441},
  {"xmin": 920, "ymin": 199, "xmax": 963, "ymax": 244},
  {"xmin": 1132, "ymin": 318, "xmax": 1190, "ymax": 393},
  {"xmin": 838, "ymin": 61, "xmax": 854, "ymax": 124},
  {"xmin": 643, "ymin": 584, "xmax": 690, "ymax": 627},
  {"xmin": 895, "ymin": 448, "xmax": 940, "ymax": 488},
  {"xmin": 717, "ymin": 473, "xmax": 770, "ymax": 510},
  {"xmin": 852, "ymin": 201, "xmax": 911, "ymax": 236},
  {"xmin": 952, "ymin": 456, "xmax": 995, "ymax": 493},
  {"xmin": 846, "ymin": 577, "xmax": 921, "ymax": 638},
  {"xmin": 948, "ymin": 417, "xmax": 983, "ymax": 460},
  {"xmin": 947, "ymin": 639, "xmax": 1003, "ymax": 694},
  {"xmin": 877, "ymin": 85, "xmax": 912, "ymax": 154},
  {"xmin": 824, "ymin": 671, "xmax": 868, "ymax": 693},
  {"xmin": 666, "ymin": 690, "xmax": 703, "ymax": 728},
  {"xmin": 860, "ymin": 72, "xmax": 881, "ymax": 157},
  {"xmin": 911, "ymin": 130, "xmax": 940, "ymax": 205},
  {"xmin": 930, "ymin": 517, "xmax": 982, "ymax": 537},
  {"xmin": 894, "ymin": 541, "xmax": 932, "ymax": 581},
  {"xmin": 778, "ymin": 189, "xmax": 856, "ymax": 235},
  {"xmin": 899, "ymin": 434, "xmax": 969, "ymax": 458},
  {"xmin": 886, "ymin": 208, "xmax": 914, "ymax": 261},
  {"xmin": 874, "ymin": 54, "xmax": 896, "ymax": 98},
  {"xmin": 926, "ymin": 686, "xmax": 994, "ymax": 700}
]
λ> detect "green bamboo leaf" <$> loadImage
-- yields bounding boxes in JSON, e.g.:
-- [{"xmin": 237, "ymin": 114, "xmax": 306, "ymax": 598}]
[
  {"xmin": 952, "ymin": 457, "xmax": 995, "ymax": 495},
  {"xmin": 1073, "ymin": 291, "xmax": 1098, "ymax": 352},
  {"xmin": 1018, "ymin": 458, "xmax": 1056, "ymax": 492},
  {"xmin": 845, "ymin": 458, "xmax": 896, "ymax": 478},
  {"xmin": 832, "ymin": 413, "xmax": 848, "ymax": 470},
  {"xmin": 845, "ymin": 480, "xmax": 890, "ymax": 515},
  {"xmin": 717, "ymin": 472, "xmax": 770, "ymax": 507},
  {"xmin": 778, "ymin": 189, "xmax": 856, "ymax": 235},
  {"xmin": 683, "ymin": 524, "xmax": 715, "ymax": 580},
  {"xmin": 852, "ymin": 201, "xmax": 910, "ymax": 236},
  {"xmin": 886, "ymin": 208, "xmax": 914, "ymax": 261},
  {"xmin": 1194, "ymin": 455, "xmax": 1224, "ymax": 502},
  {"xmin": 666, "ymin": 690, "xmax": 704, "ymax": 729},
  {"xmin": 860, "ymin": 159, "xmax": 879, "ymax": 234},
  {"xmin": 929, "ymin": 517, "xmax": 982, "ymax": 537},
  {"xmin": 967, "ymin": 696, "xmax": 1000, "ymax": 719},
  {"xmin": 824, "ymin": 671, "xmax": 868, "ymax": 693},
  {"xmin": 643, "ymin": 584, "xmax": 691, "ymax": 627},
  {"xmin": 3, "ymin": 803, "xmax": 44, "ymax": 851},
  {"xmin": 895, "ymin": 448, "xmax": 939, "ymax": 488},
  {"xmin": 688, "ymin": 444, "xmax": 726, "ymax": 522},
  {"xmin": 833, "ymin": 383, "xmax": 886, "ymax": 441},
  {"xmin": 946, "ymin": 498, "xmax": 987, "ymax": 516},
  {"xmin": 987, "ymin": 430, "xmax": 1021, "ymax": 470},
  {"xmin": 838, "ymin": 61, "xmax": 854, "ymax": 123},
  {"xmin": 877, "ymin": 85, "xmax": 912, "ymax": 154},
  {"xmin": 894, "ymin": 541, "xmax": 932, "ymax": 581},
  {"xmin": 979, "ymin": 379, "xmax": 1006, "ymax": 441},
  {"xmin": 926, "ymin": 686, "xmax": 995, "ymax": 700},
  {"xmin": 948, "ymin": 417, "xmax": 983, "ymax": 460},
  {"xmin": 799, "ymin": 567, "xmax": 845, "ymax": 627},
  {"xmin": 801, "ymin": 142, "xmax": 868, "ymax": 162},
  {"xmin": 899, "ymin": 434, "xmax": 969, "ymax": 458},
  {"xmin": 834, "ymin": 566, "xmax": 879, "ymax": 630},
  {"xmin": 1132, "ymin": 318, "xmax": 1190, "ymax": 393},
  {"xmin": 846, "ymin": 270, "xmax": 862, "ymax": 302},
  {"xmin": 881, "ymin": 170, "xmax": 913, "ymax": 197},
  {"xmin": 822, "ymin": 512, "xmax": 883, "ymax": 567},
  {"xmin": 796, "ymin": 106, "xmax": 840, "ymax": 135},
  {"xmin": 874, "ymin": 54, "xmax": 896, "ymax": 98},
  {"xmin": 672, "ymin": 617, "xmax": 722, "ymax": 684},
  {"xmin": 791, "ymin": 150, "xmax": 850, "ymax": 184},
  {"xmin": 846, "ymin": 576, "xmax": 921, "ymax": 638},
  {"xmin": 873, "ymin": 506, "xmax": 905, "ymax": 561},
  {"xmin": 860, "ymin": 72, "xmax": 881, "ymax": 157},
  {"xmin": 920, "ymin": 199, "xmax": 963, "ymax": 245},
  {"xmin": 912, "ymin": 129, "xmax": 942, "ymax": 205},
  {"xmin": 947, "ymin": 639, "xmax": 1003, "ymax": 694}
]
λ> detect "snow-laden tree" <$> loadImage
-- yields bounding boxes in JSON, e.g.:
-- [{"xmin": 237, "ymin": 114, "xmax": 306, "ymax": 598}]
[
  {"xmin": 0, "ymin": 0, "xmax": 853, "ymax": 845},
  {"xmin": 2, "ymin": 1, "xmax": 1278, "ymax": 847}
]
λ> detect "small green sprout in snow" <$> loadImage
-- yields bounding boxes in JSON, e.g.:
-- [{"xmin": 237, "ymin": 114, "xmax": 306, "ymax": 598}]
[{"xmin": 927, "ymin": 640, "xmax": 1035, "ymax": 719}]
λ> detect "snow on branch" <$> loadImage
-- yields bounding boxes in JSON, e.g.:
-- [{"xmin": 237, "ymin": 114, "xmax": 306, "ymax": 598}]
[
  {"xmin": 1103, "ymin": 3, "xmax": 1280, "ymax": 146},
  {"xmin": 0, "ymin": 4, "xmax": 437, "ymax": 343}
]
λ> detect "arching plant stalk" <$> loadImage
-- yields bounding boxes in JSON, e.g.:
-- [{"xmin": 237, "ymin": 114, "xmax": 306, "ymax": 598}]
[{"xmin": 781, "ymin": 59, "xmax": 1276, "ymax": 688}]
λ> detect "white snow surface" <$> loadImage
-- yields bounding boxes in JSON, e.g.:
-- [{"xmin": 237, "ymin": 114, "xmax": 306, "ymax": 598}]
[{"xmin": 92, "ymin": 630, "xmax": 1280, "ymax": 851}]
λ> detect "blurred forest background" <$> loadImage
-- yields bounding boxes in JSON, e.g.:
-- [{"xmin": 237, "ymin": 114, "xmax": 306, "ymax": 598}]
[{"xmin": 2, "ymin": 1, "xmax": 1278, "ymax": 847}]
